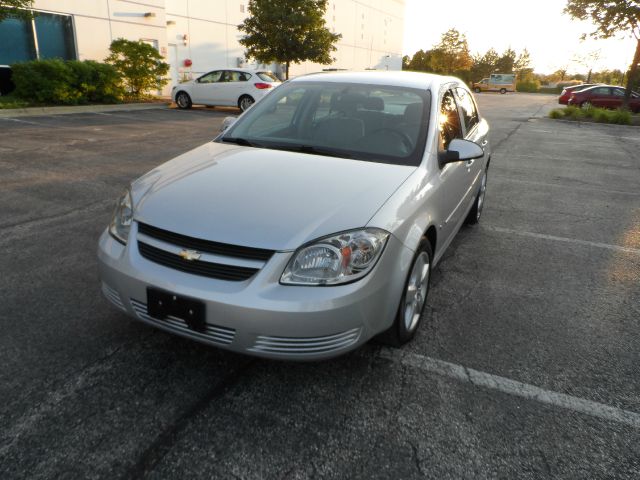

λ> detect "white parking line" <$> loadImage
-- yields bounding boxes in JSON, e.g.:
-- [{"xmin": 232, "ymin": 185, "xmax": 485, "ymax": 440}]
[
  {"xmin": 492, "ymin": 176, "xmax": 640, "ymax": 197},
  {"xmin": 378, "ymin": 348, "xmax": 640, "ymax": 429},
  {"xmin": 483, "ymin": 225, "xmax": 640, "ymax": 255}
]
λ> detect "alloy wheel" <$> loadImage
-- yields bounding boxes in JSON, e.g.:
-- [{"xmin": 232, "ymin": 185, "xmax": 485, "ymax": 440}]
[
  {"xmin": 240, "ymin": 97, "xmax": 254, "ymax": 111},
  {"xmin": 476, "ymin": 172, "xmax": 487, "ymax": 221},
  {"xmin": 403, "ymin": 252, "xmax": 430, "ymax": 333}
]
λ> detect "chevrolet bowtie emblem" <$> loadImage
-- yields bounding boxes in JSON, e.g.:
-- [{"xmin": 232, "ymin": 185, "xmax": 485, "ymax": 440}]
[{"xmin": 178, "ymin": 249, "xmax": 201, "ymax": 261}]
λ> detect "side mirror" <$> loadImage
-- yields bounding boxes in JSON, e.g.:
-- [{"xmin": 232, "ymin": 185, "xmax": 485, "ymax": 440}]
[
  {"xmin": 440, "ymin": 138, "xmax": 484, "ymax": 166},
  {"xmin": 220, "ymin": 116, "xmax": 237, "ymax": 133}
]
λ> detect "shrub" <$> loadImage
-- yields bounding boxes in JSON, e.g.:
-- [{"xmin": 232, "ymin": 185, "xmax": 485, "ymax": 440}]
[
  {"xmin": 67, "ymin": 60, "xmax": 123, "ymax": 103},
  {"xmin": 11, "ymin": 59, "xmax": 78, "ymax": 104},
  {"xmin": 516, "ymin": 80, "xmax": 540, "ymax": 93},
  {"xmin": 593, "ymin": 109, "xmax": 610, "ymax": 123},
  {"xmin": 608, "ymin": 108, "xmax": 632, "ymax": 125},
  {"xmin": 105, "ymin": 38, "xmax": 169, "ymax": 99},
  {"xmin": 549, "ymin": 108, "xmax": 564, "ymax": 119},
  {"xmin": 11, "ymin": 59, "xmax": 122, "ymax": 105},
  {"xmin": 539, "ymin": 86, "xmax": 562, "ymax": 94},
  {"xmin": 564, "ymin": 105, "xmax": 583, "ymax": 120}
]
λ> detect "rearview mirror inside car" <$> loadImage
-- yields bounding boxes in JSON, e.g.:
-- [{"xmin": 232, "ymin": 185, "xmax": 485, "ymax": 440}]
[
  {"xmin": 220, "ymin": 116, "xmax": 237, "ymax": 133},
  {"xmin": 440, "ymin": 139, "xmax": 484, "ymax": 166}
]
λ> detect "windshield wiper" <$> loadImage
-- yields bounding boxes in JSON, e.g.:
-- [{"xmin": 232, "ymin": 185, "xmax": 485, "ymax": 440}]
[
  {"xmin": 221, "ymin": 137, "xmax": 262, "ymax": 148},
  {"xmin": 276, "ymin": 144, "xmax": 352, "ymax": 159}
]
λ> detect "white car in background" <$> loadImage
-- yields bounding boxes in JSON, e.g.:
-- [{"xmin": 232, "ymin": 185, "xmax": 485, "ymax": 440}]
[{"xmin": 172, "ymin": 68, "xmax": 281, "ymax": 111}]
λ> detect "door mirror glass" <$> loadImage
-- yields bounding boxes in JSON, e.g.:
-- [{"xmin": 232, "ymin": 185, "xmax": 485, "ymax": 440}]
[
  {"xmin": 220, "ymin": 116, "xmax": 237, "ymax": 132},
  {"xmin": 441, "ymin": 138, "xmax": 484, "ymax": 165}
]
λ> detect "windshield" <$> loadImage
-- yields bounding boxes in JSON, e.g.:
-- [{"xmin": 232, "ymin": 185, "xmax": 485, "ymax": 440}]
[
  {"xmin": 219, "ymin": 81, "xmax": 431, "ymax": 166},
  {"xmin": 257, "ymin": 71, "xmax": 279, "ymax": 82}
]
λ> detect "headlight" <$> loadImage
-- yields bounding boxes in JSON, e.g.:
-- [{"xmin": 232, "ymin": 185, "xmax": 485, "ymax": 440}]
[
  {"xmin": 109, "ymin": 189, "xmax": 133, "ymax": 244},
  {"xmin": 281, "ymin": 229, "xmax": 389, "ymax": 285}
]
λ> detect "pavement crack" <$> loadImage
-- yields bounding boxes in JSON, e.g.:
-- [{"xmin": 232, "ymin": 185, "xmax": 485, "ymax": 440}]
[
  {"xmin": 492, "ymin": 121, "xmax": 524, "ymax": 153},
  {"xmin": 409, "ymin": 440, "xmax": 426, "ymax": 476},
  {"xmin": 121, "ymin": 359, "xmax": 256, "ymax": 480}
]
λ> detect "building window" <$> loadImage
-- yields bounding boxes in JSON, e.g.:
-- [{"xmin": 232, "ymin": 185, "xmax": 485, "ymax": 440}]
[
  {"xmin": 0, "ymin": 17, "xmax": 36, "ymax": 65},
  {"xmin": 0, "ymin": 11, "xmax": 76, "ymax": 65}
]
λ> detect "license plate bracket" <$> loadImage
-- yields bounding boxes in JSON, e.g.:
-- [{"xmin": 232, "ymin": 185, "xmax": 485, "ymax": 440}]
[{"xmin": 147, "ymin": 287, "xmax": 206, "ymax": 333}]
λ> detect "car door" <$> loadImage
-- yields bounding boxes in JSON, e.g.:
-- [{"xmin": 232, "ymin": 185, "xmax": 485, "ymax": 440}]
[
  {"xmin": 437, "ymin": 88, "xmax": 472, "ymax": 241},
  {"xmin": 215, "ymin": 70, "xmax": 245, "ymax": 106},
  {"xmin": 455, "ymin": 86, "xmax": 487, "ymax": 201},
  {"xmin": 191, "ymin": 70, "xmax": 224, "ymax": 104},
  {"xmin": 610, "ymin": 88, "xmax": 626, "ymax": 109},
  {"xmin": 588, "ymin": 87, "xmax": 612, "ymax": 108}
]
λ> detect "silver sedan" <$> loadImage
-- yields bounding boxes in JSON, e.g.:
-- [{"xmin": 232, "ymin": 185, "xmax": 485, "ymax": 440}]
[{"xmin": 98, "ymin": 71, "xmax": 491, "ymax": 360}]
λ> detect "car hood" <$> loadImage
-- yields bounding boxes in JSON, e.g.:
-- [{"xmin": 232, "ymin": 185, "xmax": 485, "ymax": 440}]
[{"xmin": 132, "ymin": 143, "xmax": 414, "ymax": 251}]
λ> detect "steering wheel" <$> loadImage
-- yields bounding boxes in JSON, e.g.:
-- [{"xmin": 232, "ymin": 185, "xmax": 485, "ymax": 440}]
[{"xmin": 368, "ymin": 128, "xmax": 414, "ymax": 152}]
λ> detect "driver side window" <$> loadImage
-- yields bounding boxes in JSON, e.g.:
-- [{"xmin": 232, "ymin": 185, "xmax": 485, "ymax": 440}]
[
  {"xmin": 198, "ymin": 71, "xmax": 223, "ymax": 84},
  {"xmin": 439, "ymin": 90, "xmax": 462, "ymax": 150}
]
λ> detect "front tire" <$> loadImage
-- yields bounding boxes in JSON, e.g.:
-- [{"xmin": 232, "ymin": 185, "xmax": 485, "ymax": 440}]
[
  {"xmin": 474, "ymin": 87, "xmax": 481, "ymax": 93},
  {"xmin": 377, "ymin": 239, "xmax": 432, "ymax": 347},
  {"xmin": 465, "ymin": 168, "xmax": 488, "ymax": 225},
  {"xmin": 500, "ymin": 88, "xmax": 507, "ymax": 94},
  {"xmin": 238, "ymin": 95, "xmax": 255, "ymax": 112},
  {"xmin": 175, "ymin": 91, "xmax": 192, "ymax": 109}
]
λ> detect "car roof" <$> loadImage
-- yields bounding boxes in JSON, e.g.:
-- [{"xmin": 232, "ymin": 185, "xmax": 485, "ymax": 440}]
[{"xmin": 290, "ymin": 71, "xmax": 464, "ymax": 90}]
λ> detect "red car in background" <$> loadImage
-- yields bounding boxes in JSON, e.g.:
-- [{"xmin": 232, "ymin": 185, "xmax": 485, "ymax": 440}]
[
  {"xmin": 568, "ymin": 86, "xmax": 640, "ymax": 112},
  {"xmin": 558, "ymin": 84, "xmax": 599, "ymax": 105}
]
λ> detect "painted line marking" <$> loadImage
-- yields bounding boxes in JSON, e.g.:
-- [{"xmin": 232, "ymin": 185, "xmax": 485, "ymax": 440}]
[
  {"xmin": 492, "ymin": 176, "xmax": 640, "ymax": 197},
  {"xmin": 378, "ymin": 348, "xmax": 640, "ymax": 429},
  {"xmin": 482, "ymin": 225, "xmax": 640, "ymax": 255}
]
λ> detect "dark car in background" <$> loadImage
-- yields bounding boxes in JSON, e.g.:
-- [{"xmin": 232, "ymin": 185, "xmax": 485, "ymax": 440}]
[
  {"xmin": 0, "ymin": 66, "xmax": 15, "ymax": 96},
  {"xmin": 558, "ymin": 84, "xmax": 600, "ymax": 105},
  {"xmin": 568, "ymin": 85, "xmax": 640, "ymax": 112}
]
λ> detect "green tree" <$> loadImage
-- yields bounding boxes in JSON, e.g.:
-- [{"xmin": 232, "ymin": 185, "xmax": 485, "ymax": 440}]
[
  {"xmin": 434, "ymin": 28, "xmax": 473, "ymax": 75},
  {"xmin": 495, "ymin": 47, "xmax": 517, "ymax": 73},
  {"xmin": 238, "ymin": 0, "xmax": 341, "ymax": 79},
  {"xmin": 514, "ymin": 49, "xmax": 532, "ymax": 79},
  {"xmin": 565, "ymin": 0, "xmax": 640, "ymax": 108},
  {"xmin": 471, "ymin": 48, "xmax": 500, "ymax": 81},
  {"xmin": 105, "ymin": 38, "xmax": 169, "ymax": 99},
  {"xmin": 0, "ymin": 0, "xmax": 33, "ymax": 21}
]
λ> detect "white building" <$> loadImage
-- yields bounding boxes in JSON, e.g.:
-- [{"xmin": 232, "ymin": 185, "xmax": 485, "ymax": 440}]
[{"xmin": 0, "ymin": 0, "xmax": 405, "ymax": 93}]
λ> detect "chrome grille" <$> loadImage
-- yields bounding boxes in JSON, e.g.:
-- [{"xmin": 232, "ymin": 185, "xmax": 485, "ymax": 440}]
[
  {"xmin": 130, "ymin": 299, "xmax": 235, "ymax": 345},
  {"xmin": 101, "ymin": 282, "xmax": 126, "ymax": 312},
  {"xmin": 249, "ymin": 328, "xmax": 362, "ymax": 355}
]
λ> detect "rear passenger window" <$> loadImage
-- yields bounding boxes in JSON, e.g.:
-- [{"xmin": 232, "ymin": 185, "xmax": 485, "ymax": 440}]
[
  {"xmin": 439, "ymin": 90, "xmax": 462, "ymax": 150},
  {"xmin": 592, "ymin": 87, "xmax": 609, "ymax": 95},
  {"xmin": 455, "ymin": 87, "xmax": 479, "ymax": 133}
]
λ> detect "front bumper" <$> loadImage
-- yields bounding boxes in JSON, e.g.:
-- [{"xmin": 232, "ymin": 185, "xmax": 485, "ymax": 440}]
[{"xmin": 97, "ymin": 224, "xmax": 413, "ymax": 360}]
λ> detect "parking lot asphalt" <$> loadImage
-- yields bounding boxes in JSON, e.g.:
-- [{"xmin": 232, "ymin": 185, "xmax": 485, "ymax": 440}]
[{"xmin": 1, "ymin": 94, "xmax": 639, "ymax": 479}]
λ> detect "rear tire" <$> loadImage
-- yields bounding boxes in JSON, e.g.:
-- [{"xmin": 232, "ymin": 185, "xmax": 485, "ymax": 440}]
[
  {"xmin": 238, "ymin": 95, "xmax": 255, "ymax": 112},
  {"xmin": 465, "ymin": 168, "xmax": 488, "ymax": 225},
  {"xmin": 175, "ymin": 91, "xmax": 192, "ymax": 109},
  {"xmin": 474, "ymin": 87, "xmax": 481, "ymax": 93},
  {"xmin": 377, "ymin": 239, "xmax": 432, "ymax": 347},
  {"xmin": 500, "ymin": 88, "xmax": 507, "ymax": 94}
]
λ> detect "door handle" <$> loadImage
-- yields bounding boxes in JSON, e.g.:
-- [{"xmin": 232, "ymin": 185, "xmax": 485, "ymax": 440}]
[
  {"xmin": 481, "ymin": 140, "xmax": 488, "ymax": 147},
  {"xmin": 466, "ymin": 159, "xmax": 475, "ymax": 167}
]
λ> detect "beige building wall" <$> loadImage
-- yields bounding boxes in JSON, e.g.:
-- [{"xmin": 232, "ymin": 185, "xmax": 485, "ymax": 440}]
[{"xmin": 26, "ymin": 0, "xmax": 405, "ymax": 93}]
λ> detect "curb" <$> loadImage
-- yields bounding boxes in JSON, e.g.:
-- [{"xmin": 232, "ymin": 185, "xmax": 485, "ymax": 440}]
[
  {"xmin": 0, "ymin": 102, "xmax": 170, "ymax": 118},
  {"xmin": 541, "ymin": 117, "xmax": 640, "ymax": 129}
]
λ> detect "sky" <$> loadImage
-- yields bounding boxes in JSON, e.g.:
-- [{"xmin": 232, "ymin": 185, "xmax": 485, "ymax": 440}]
[{"xmin": 402, "ymin": 0, "xmax": 637, "ymax": 74}]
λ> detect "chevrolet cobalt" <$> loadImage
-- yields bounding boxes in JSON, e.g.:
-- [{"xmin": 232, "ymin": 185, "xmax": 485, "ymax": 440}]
[{"xmin": 98, "ymin": 72, "xmax": 491, "ymax": 360}]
